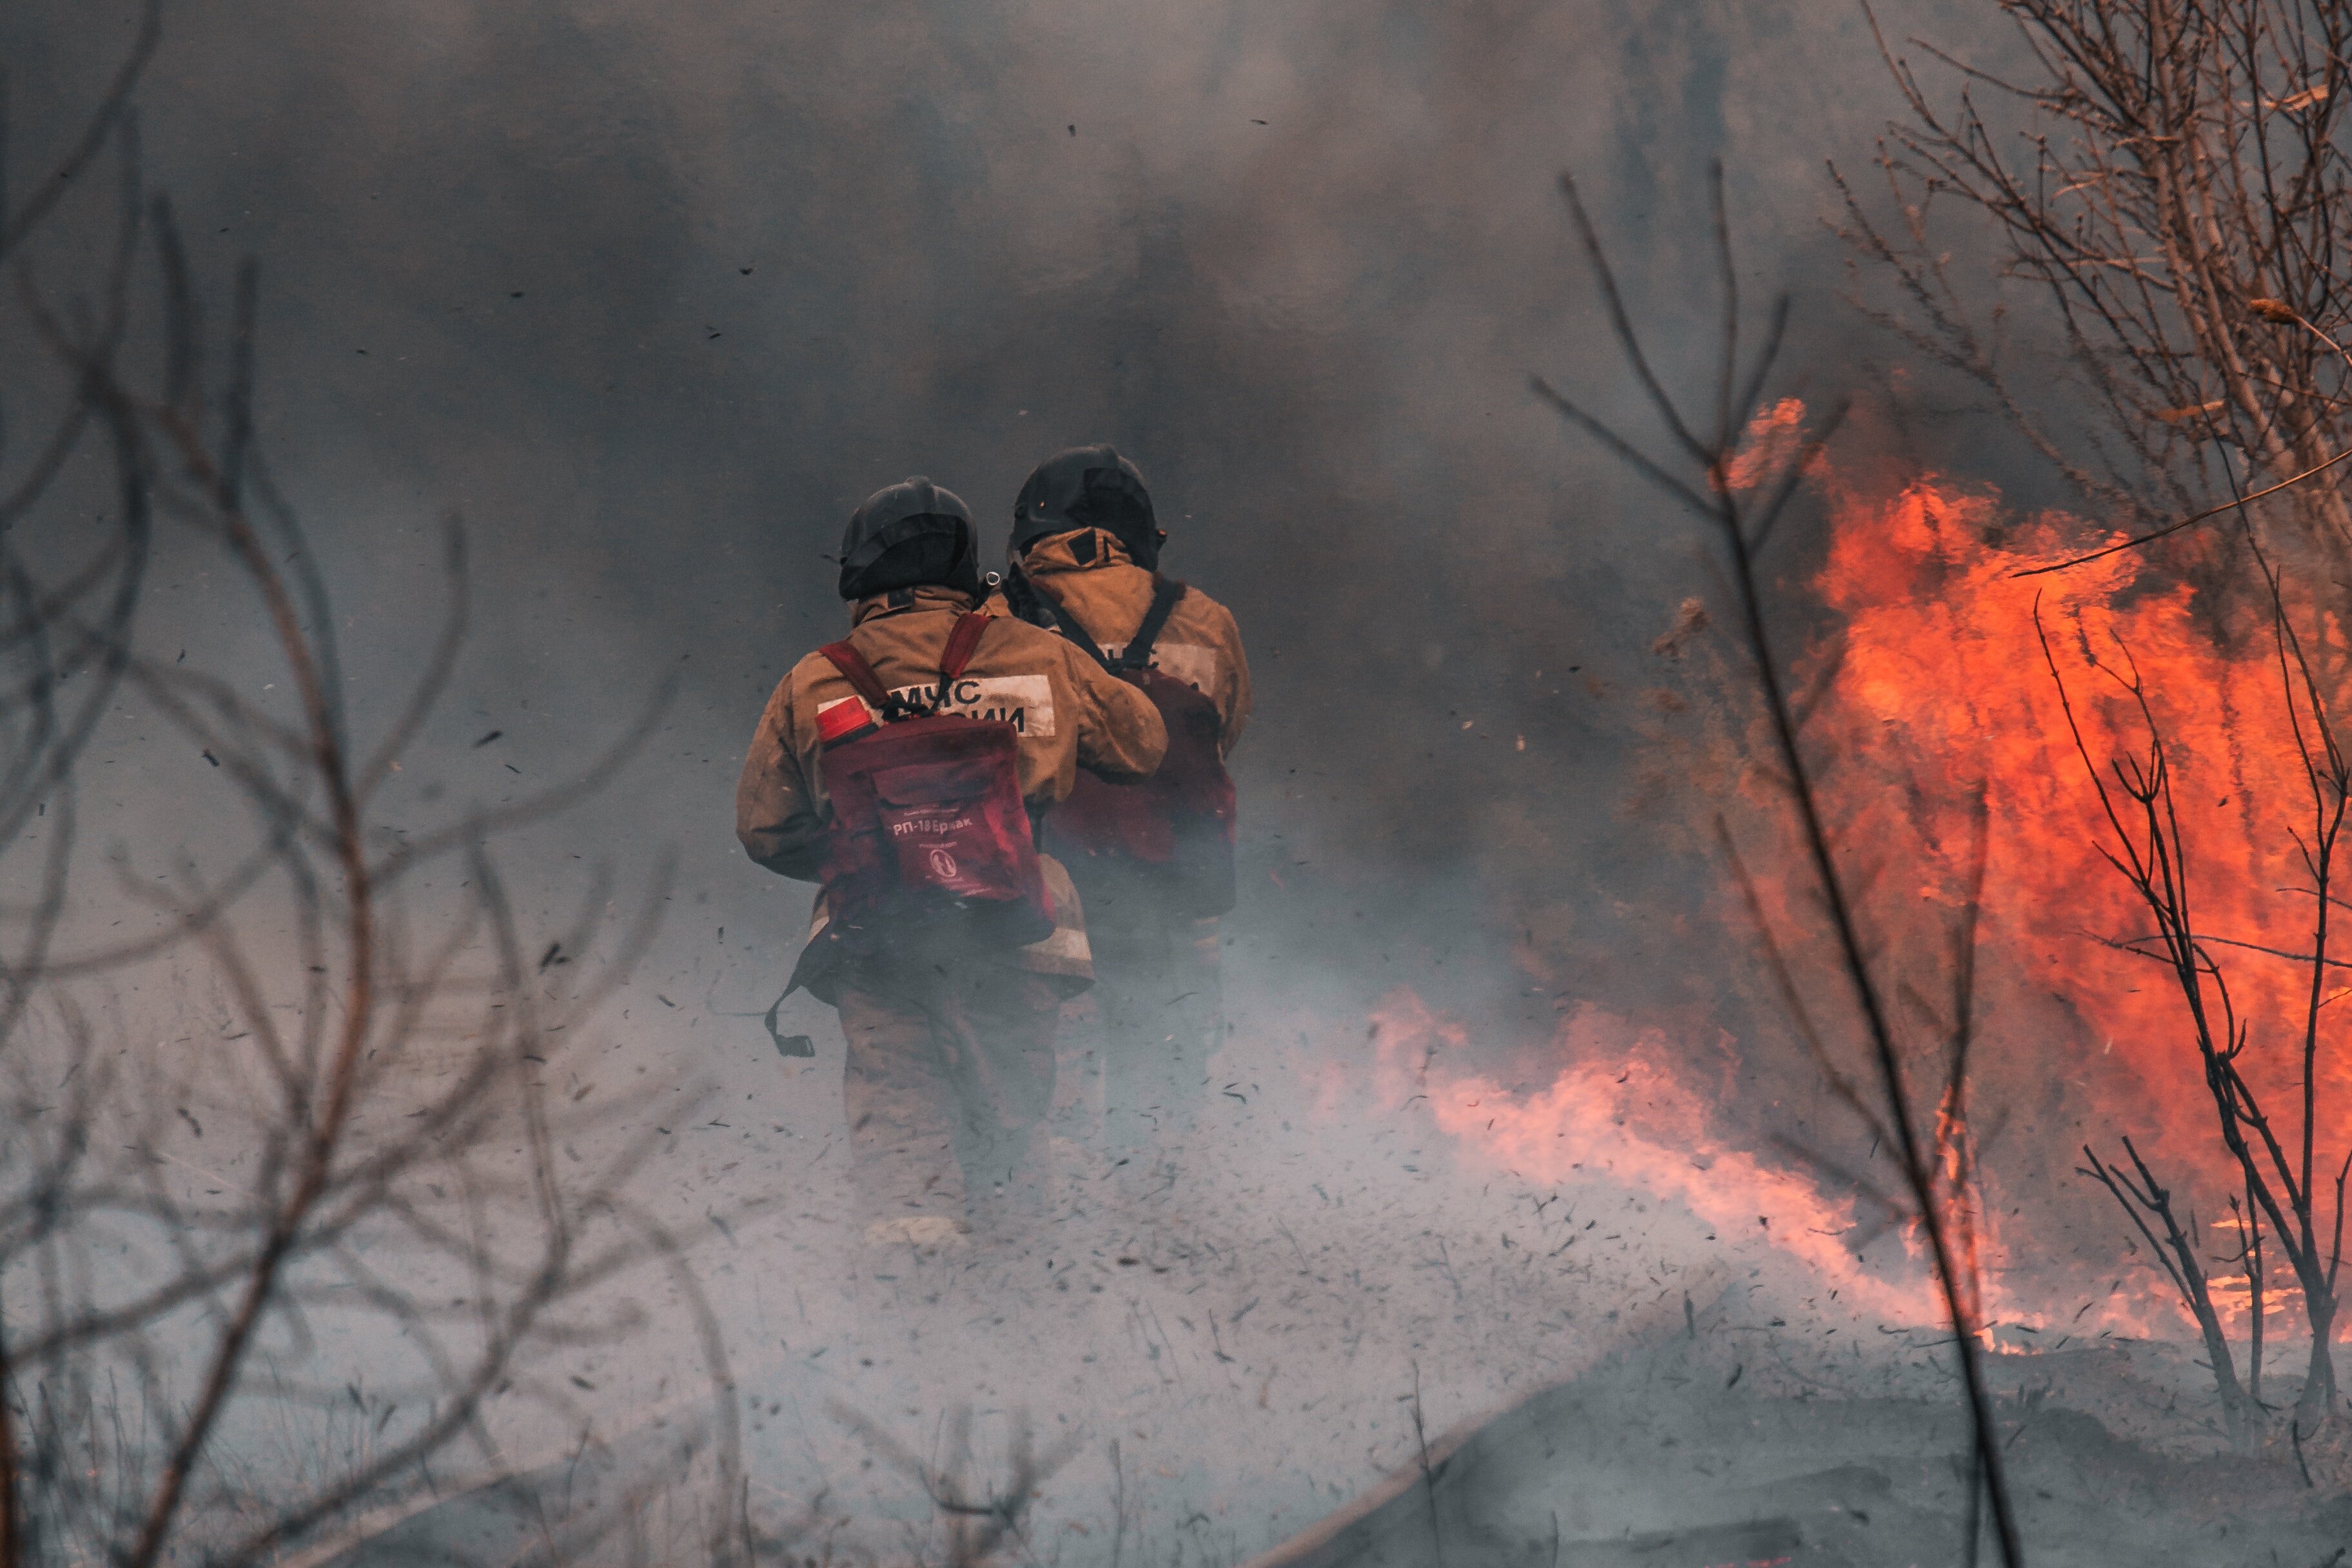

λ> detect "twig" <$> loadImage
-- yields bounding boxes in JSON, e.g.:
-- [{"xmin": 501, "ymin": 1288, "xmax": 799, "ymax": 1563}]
[
  {"xmin": 1409, "ymin": 1361, "xmax": 1444, "ymax": 1568},
  {"xmin": 1541, "ymin": 158, "xmax": 2026, "ymax": 1567},
  {"xmin": 2014, "ymin": 444, "xmax": 2352, "ymax": 576}
]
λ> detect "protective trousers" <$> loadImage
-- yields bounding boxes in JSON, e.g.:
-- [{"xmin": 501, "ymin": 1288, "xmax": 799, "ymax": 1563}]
[
  {"xmin": 835, "ymin": 954, "xmax": 1061, "ymax": 1240},
  {"xmin": 1067, "ymin": 914, "xmax": 1223, "ymax": 1155}
]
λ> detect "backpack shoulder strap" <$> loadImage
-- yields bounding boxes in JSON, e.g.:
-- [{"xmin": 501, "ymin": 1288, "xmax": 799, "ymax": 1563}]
[
  {"xmin": 1021, "ymin": 574, "xmax": 1113, "ymax": 669},
  {"xmin": 820, "ymin": 610, "xmax": 993, "ymax": 721},
  {"xmin": 939, "ymin": 611, "xmax": 992, "ymax": 683},
  {"xmin": 819, "ymin": 637, "xmax": 896, "ymax": 712},
  {"xmin": 1001, "ymin": 565, "xmax": 1053, "ymax": 630},
  {"xmin": 1119, "ymin": 577, "xmax": 1188, "ymax": 670}
]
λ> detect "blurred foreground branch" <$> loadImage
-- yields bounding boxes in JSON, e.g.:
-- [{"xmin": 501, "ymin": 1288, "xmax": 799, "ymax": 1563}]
[
  {"xmin": 1534, "ymin": 161, "xmax": 2025, "ymax": 1567},
  {"xmin": 0, "ymin": 17, "xmax": 738, "ymax": 1563}
]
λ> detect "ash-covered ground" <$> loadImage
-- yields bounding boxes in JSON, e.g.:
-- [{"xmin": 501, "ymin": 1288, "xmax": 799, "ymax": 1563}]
[{"xmin": 285, "ymin": 929, "xmax": 2352, "ymax": 1567}]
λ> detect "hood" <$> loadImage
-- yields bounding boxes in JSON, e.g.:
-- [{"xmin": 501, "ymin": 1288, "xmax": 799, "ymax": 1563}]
[
  {"xmin": 849, "ymin": 583, "xmax": 983, "ymax": 627},
  {"xmin": 1008, "ymin": 444, "xmax": 1161, "ymax": 569},
  {"xmin": 1017, "ymin": 527, "xmax": 1136, "ymax": 576}
]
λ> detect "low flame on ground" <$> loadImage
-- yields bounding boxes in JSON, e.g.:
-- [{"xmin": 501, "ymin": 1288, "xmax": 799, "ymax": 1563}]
[{"xmin": 1366, "ymin": 988, "xmax": 1938, "ymax": 1324}]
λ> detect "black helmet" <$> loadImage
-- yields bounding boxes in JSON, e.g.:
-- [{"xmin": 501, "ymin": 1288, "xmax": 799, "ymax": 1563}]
[
  {"xmin": 1009, "ymin": 444, "xmax": 1162, "ymax": 570},
  {"xmin": 838, "ymin": 476, "xmax": 983, "ymax": 600}
]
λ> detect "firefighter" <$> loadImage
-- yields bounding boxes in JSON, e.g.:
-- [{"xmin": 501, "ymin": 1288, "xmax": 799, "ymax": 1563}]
[
  {"xmin": 996, "ymin": 445, "xmax": 1251, "ymax": 1170},
  {"xmin": 736, "ymin": 477, "xmax": 1166, "ymax": 1249}
]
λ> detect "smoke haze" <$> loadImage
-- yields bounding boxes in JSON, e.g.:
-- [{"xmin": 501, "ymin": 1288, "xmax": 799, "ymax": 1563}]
[
  {"xmin": 10, "ymin": 0, "xmax": 2031, "ymax": 1025},
  {"xmin": 15, "ymin": 1, "xmax": 2228, "ymax": 1561}
]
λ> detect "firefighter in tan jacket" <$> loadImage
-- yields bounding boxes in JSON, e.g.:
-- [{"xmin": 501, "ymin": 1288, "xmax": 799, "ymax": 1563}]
[
  {"xmin": 736, "ymin": 478, "xmax": 1165, "ymax": 1248},
  {"xmin": 995, "ymin": 446, "xmax": 1251, "ymax": 1170}
]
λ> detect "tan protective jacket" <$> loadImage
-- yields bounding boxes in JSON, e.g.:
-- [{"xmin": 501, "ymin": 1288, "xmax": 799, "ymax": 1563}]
[
  {"xmin": 736, "ymin": 585, "xmax": 1168, "ymax": 987},
  {"xmin": 997, "ymin": 528, "xmax": 1252, "ymax": 754}
]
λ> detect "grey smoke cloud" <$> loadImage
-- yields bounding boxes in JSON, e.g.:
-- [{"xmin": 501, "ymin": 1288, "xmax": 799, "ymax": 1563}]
[
  {"xmin": 4, "ymin": 0, "xmax": 2053, "ymax": 1217},
  {"xmin": 8, "ymin": 1, "xmax": 2001, "ymax": 944},
  {"xmin": 3, "ymin": 0, "xmax": 2081, "ymax": 1555}
]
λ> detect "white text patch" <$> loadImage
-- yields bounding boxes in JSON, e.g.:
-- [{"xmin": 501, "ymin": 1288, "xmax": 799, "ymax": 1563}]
[{"xmin": 885, "ymin": 674, "xmax": 1057, "ymax": 737}]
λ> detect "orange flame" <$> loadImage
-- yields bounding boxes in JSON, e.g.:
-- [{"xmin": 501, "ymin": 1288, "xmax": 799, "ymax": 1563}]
[
  {"xmin": 1366, "ymin": 989, "xmax": 1939, "ymax": 1323},
  {"xmin": 1371, "ymin": 404, "xmax": 2349, "ymax": 1340},
  {"xmin": 1810, "ymin": 473, "xmax": 2350, "ymax": 1196}
]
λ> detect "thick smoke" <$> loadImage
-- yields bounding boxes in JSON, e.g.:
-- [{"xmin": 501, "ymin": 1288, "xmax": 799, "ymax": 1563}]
[
  {"xmin": 9, "ymin": 0, "xmax": 2029, "ymax": 1026},
  {"xmin": 10, "ymin": 0, "xmax": 2200, "ymax": 1561}
]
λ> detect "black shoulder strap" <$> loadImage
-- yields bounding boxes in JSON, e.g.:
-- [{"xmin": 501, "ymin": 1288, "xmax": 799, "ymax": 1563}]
[
  {"xmin": 1119, "ymin": 577, "xmax": 1187, "ymax": 671},
  {"xmin": 1001, "ymin": 565, "xmax": 1052, "ymax": 629},
  {"xmin": 1021, "ymin": 573, "xmax": 1114, "ymax": 669}
]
